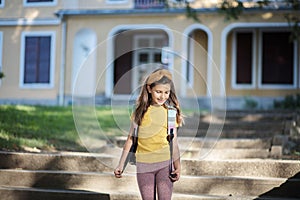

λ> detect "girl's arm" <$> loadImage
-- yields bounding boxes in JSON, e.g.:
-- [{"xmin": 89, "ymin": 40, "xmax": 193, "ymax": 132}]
[
  {"xmin": 170, "ymin": 127, "xmax": 181, "ymax": 182},
  {"xmin": 114, "ymin": 121, "xmax": 135, "ymax": 178}
]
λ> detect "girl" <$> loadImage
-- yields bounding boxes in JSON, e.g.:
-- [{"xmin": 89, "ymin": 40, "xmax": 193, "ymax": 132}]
[{"xmin": 114, "ymin": 68, "xmax": 183, "ymax": 200}]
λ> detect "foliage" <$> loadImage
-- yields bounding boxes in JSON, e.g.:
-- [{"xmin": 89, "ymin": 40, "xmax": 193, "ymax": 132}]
[
  {"xmin": 273, "ymin": 94, "xmax": 300, "ymax": 109},
  {"xmin": 285, "ymin": 14, "xmax": 300, "ymax": 41},
  {"xmin": 243, "ymin": 96, "xmax": 258, "ymax": 109},
  {"xmin": 0, "ymin": 72, "xmax": 4, "ymax": 79},
  {"xmin": 170, "ymin": 0, "xmax": 300, "ymax": 41},
  {"xmin": 219, "ymin": 0, "xmax": 244, "ymax": 21},
  {"xmin": 185, "ymin": 2, "xmax": 200, "ymax": 22},
  {"xmin": 219, "ymin": 0, "xmax": 300, "ymax": 41}
]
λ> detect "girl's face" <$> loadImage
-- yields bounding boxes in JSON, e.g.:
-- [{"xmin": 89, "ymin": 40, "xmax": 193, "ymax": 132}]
[{"xmin": 148, "ymin": 83, "xmax": 171, "ymax": 106}]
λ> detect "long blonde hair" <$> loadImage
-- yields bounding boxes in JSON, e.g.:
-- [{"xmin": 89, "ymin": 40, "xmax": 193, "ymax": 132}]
[{"xmin": 133, "ymin": 69, "xmax": 183, "ymax": 126}]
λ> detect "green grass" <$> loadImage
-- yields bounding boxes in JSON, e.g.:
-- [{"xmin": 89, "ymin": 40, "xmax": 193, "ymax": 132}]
[
  {"xmin": 0, "ymin": 105, "xmax": 130, "ymax": 152},
  {"xmin": 0, "ymin": 104, "xmax": 196, "ymax": 153}
]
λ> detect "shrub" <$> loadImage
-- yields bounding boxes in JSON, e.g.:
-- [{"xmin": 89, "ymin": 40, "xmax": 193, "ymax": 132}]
[{"xmin": 274, "ymin": 94, "xmax": 300, "ymax": 109}]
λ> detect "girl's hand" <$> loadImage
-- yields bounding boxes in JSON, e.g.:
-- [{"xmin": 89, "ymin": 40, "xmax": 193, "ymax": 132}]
[
  {"xmin": 114, "ymin": 167, "xmax": 123, "ymax": 178},
  {"xmin": 169, "ymin": 168, "xmax": 180, "ymax": 182}
]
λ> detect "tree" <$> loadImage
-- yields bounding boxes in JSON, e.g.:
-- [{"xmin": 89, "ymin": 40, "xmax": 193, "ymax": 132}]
[{"xmin": 171, "ymin": 0, "xmax": 300, "ymax": 41}]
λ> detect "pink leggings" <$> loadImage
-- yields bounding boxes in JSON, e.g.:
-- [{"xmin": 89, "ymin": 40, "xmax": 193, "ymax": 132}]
[{"xmin": 136, "ymin": 161, "xmax": 173, "ymax": 200}]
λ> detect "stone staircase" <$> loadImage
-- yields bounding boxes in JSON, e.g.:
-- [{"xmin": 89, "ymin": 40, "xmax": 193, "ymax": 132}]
[
  {"xmin": 178, "ymin": 110, "xmax": 299, "ymax": 159},
  {"xmin": 0, "ymin": 110, "xmax": 299, "ymax": 200}
]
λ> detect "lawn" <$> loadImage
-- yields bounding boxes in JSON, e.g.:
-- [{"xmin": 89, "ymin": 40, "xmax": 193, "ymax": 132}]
[{"xmin": 0, "ymin": 105, "xmax": 130, "ymax": 152}]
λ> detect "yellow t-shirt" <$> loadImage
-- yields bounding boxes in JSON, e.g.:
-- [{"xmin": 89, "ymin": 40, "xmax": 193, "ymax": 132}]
[{"xmin": 136, "ymin": 105, "xmax": 176, "ymax": 163}]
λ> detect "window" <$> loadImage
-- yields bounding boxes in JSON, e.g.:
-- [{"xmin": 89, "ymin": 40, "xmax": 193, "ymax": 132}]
[
  {"xmin": 132, "ymin": 34, "xmax": 167, "ymax": 91},
  {"xmin": 259, "ymin": 30, "xmax": 297, "ymax": 89},
  {"xmin": 0, "ymin": 0, "xmax": 4, "ymax": 8},
  {"xmin": 24, "ymin": 0, "xmax": 57, "ymax": 7},
  {"xmin": 134, "ymin": 0, "xmax": 164, "ymax": 9},
  {"xmin": 232, "ymin": 31, "xmax": 256, "ymax": 89},
  {"xmin": 20, "ymin": 32, "xmax": 55, "ymax": 88},
  {"xmin": 232, "ymin": 29, "xmax": 297, "ymax": 90}
]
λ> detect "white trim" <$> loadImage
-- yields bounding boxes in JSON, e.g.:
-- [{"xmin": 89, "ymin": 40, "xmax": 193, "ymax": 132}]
[
  {"xmin": 0, "ymin": 0, "xmax": 5, "ymax": 8},
  {"xmin": 23, "ymin": 0, "xmax": 57, "ymax": 7},
  {"xmin": 106, "ymin": 0, "xmax": 128, "ymax": 4},
  {"xmin": 299, "ymin": 42, "xmax": 300, "ymax": 89},
  {"xmin": 179, "ymin": 33, "xmax": 195, "ymax": 89},
  {"xmin": 0, "ymin": 19, "xmax": 61, "ymax": 26},
  {"xmin": 187, "ymin": 35, "xmax": 194, "ymax": 87},
  {"xmin": 58, "ymin": 19, "xmax": 67, "ymax": 105},
  {"xmin": 19, "ymin": 31, "xmax": 56, "ymax": 89},
  {"xmin": 231, "ymin": 30, "xmax": 256, "ymax": 89},
  {"xmin": 0, "ymin": 32, "xmax": 3, "ymax": 86},
  {"xmin": 221, "ymin": 22, "xmax": 295, "ymax": 95},
  {"xmin": 106, "ymin": 24, "xmax": 174, "ymax": 98},
  {"xmin": 257, "ymin": 29, "xmax": 298, "ymax": 89},
  {"xmin": 183, "ymin": 24, "xmax": 213, "ymax": 97}
]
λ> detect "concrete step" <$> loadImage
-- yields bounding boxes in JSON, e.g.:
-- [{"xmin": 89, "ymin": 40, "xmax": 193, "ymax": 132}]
[
  {"xmin": 253, "ymin": 171, "xmax": 300, "ymax": 199},
  {"xmin": 111, "ymin": 137, "xmax": 281, "ymax": 159},
  {"xmin": 1, "ymin": 151, "xmax": 299, "ymax": 178},
  {"xmin": 197, "ymin": 110, "xmax": 296, "ymax": 122},
  {"xmin": 181, "ymin": 110, "xmax": 296, "ymax": 137},
  {"xmin": 101, "ymin": 144, "xmax": 276, "ymax": 160},
  {"xmin": 0, "ymin": 169, "xmax": 295, "ymax": 197},
  {"xmin": 182, "ymin": 148, "xmax": 276, "ymax": 159},
  {"xmin": 255, "ymin": 198, "xmax": 300, "ymax": 200},
  {"xmin": 113, "ymin": 137, "xmax": 273, "ymax": 150},
  {"xmin": 0, "ymin": 186, "xmax": 110, "ymax": 200},
  {"xmin": 178, "ymin": 137, "xmax": 273, "ymax": 149},
  {"xmin": 185, "ymin": 111, "xmax": 295, "ymax": 125},
  {"xmin": 1, "ymin": 151, "xmax": 299, "ymax": 199},
  {"xmin": 0, "ymin": 186, "xmax": 237, "ymax": 200},
  {"xmin": 184, "ymin": 120, "xmax": 287, "ymax": 130},
  {"xmin": 0, "ymin": 151, "xmax": 115, "ymax": 173},
  {"xmin": 178, "ymin": 128, "xmax": 282, "ymax": 138},
  {"xmin": 1, "ymin": 185, "xmax": 297, "ymax": 200},
  {"xmin": 176, "ymin": 175, "xmax": 288, "ymax": 197},
  {"xmin": 181, "ymin": 159, "xmax": 300, "ymax": 178},
  {"xmin": 110, "ymin": 192, "xmax": 231, "ymax": 200}
]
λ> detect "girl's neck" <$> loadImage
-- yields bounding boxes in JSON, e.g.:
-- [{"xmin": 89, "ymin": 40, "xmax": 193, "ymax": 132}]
[{"xmin": 150, "ymin": 103, "xmax": 161, "ymax": 107}]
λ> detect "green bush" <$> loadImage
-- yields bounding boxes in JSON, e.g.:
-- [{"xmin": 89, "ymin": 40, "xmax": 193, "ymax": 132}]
[
  {"xmin": 274, "ymin": 94, "xmax": 300, "ymax": 109},
  {"xmin": 244, "ymin": 96, "xmax": 258, "ymax": 109}
]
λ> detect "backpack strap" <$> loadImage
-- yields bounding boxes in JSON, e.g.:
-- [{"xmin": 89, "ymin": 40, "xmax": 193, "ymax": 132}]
[
  {"xmin": 167, "ymin": 106, "xmax": 177, "ymax": 177},
  {"xmin": 123, "ymin": 122, "xmax": 139, "ymax": 171}
]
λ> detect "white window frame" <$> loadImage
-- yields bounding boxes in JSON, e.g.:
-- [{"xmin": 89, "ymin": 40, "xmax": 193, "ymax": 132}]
[
  {"xmin": 232, "ymin": 30, "xmax": 256, "ymax": 89},
  {"xmin": 23, "ymin": 0, "xmax": 57, "ymax": 7},
  {"xmin": 0, "ymin": 0, "xmax": 5, "ymax": 8},
  {"xmin": 106, "ymin": 0, "xmax": 128, "ymax": 4},
  {"xmin": 258, "ymin": 29, "xmax": 298, "ymax": 89},
  {"xmin": 19, "ymin": 31, "xmax": 56, "ymax": 89}
]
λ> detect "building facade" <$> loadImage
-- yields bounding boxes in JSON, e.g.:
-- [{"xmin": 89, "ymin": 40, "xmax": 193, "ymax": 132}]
[{"xmin": 0, "ymin": 0, "xmax": 299, "ymax": 109}]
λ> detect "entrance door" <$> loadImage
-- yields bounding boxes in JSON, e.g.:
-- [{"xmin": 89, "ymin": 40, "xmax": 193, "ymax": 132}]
[
  {"xmin": 132, "ymin": 34, "xmax": 167, "ymax": 91},
  {"xmin": 72, "ymin": 29, "xmax": 96, "ymax": 97}
]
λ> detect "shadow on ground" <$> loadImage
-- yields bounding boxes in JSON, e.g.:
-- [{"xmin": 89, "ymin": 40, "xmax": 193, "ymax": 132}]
[{"xmin": 254, "ymin": 171, "xmax": 300, "ymax": 200}]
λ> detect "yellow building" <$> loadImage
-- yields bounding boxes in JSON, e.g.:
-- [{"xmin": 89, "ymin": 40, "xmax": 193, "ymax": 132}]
[{"xmin": 0, "ymin": 0, "xmax": 299, "ymax": 109}]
